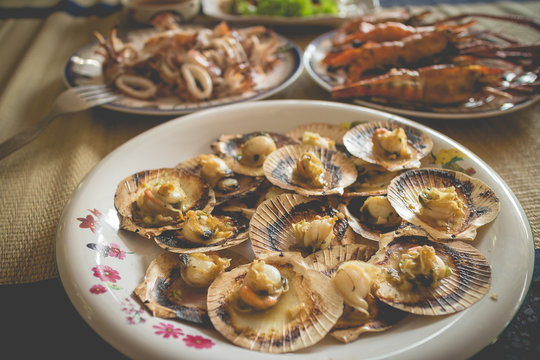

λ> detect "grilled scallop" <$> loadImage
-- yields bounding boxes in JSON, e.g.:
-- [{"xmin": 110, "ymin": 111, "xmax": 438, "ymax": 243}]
[
  {"xmin": 134, "ymin": 250, "xmax": 248, "ymax": 324},
  {"xmin": 153, "ymin": 207, "xmax": 250, "ymax": 253},
  {"xmin": 340, "ymin": 195, "xmax": 405, "ymax": 241},
  {"xmin": 263, "ymin": 144, "xmax": 357, "ymax": 196},
  {"xmin": 207, "ymin": 252, "xmax": 344, "ymax": 353},
  {"xmin": 285, "ymin": 122, "xmax": 348, "ymax": 150},
  {"xmin": 371, "ymin": 234, "xmax": 491, "ymax": 315},
  {"xmin": 249, "ymin": 193, "xmax": 355, "ymax": 256},
  {"xmin": 211, "ymin": 131, "xmax": 298, "ymax": 177},
  {"xmin": 345, "ymin": 158, "xmax": 403, "ymax": 197},
  {"xmin": 177, "ymin": 154, "xmax": 264, "ymax": 205},
  {"xmin": 386, "ymin": 168, "xmax": 500, "ymax": 241},
  {"xmin": 114, "ymin": 168, "xmax": 215, "ymax": 238},
  {"xmin": 343, "ymin": 120, "xmax": 433, "ymax": 171},
  {"xmin": 306, "ymin": 244, "xmax": 407, "ymax": 343}
]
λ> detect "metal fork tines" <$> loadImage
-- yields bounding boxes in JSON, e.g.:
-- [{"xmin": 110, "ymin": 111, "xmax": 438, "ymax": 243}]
[{"xmin": 0, "ymin": 85, "xmax": 119, "ymax": 161}]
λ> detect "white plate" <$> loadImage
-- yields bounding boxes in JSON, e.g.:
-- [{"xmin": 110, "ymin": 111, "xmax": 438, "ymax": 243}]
[
  {"xmin": 56, "ymin": 100, "xmax": 534, "ymax": 359},
  {"xmin": 202, "ymin": 0, "xmax": 377, "ymax": 26},
  {"xmin": 304, "ymin": 31, "xmax": 540, "ymax": 120},
  {"xmin": 63, "ymin": 28, "xmax": 303, "ymax": 116}
]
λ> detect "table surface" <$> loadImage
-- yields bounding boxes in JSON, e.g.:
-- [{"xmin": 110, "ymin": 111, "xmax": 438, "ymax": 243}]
[{"xmin": 0, "ymin": 0, "xmax": 538, "ymax": 359}]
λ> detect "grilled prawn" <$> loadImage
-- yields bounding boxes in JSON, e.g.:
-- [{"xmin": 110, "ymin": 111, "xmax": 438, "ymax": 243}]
[{"xmin": 331, "ymin": 64, "xmax": 505, "ymax": 106}]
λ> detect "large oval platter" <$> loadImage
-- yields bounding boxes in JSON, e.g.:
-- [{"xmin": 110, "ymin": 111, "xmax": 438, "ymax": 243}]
[
  {"xmin": 56, "ymin": 100, "xmax": 534, "ymax": 359},
  {"xmin": 64, "ymin": 27, "xmax": 303, "ymax": 116}
]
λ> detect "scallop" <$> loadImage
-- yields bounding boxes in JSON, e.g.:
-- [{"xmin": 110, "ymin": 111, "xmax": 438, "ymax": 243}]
[
  {"xmin": 305, "ymin": 245, "xmax": 407, "ymax": 343},
  {"xmin": 285, "ymin": 122, "xmax": 348, "ymax": 150},
  {"xmin": 207, "ymin": 252, "xmax": 344, "ymax": 353},
  {"xmin": 371, "ymin": 234, "xmax": 491, "ymax": 315},
  {"xmin": 339, "ymin": 195, "xmax": 405, "ymax": 241},
  {"xmin": 386, "ymin": 168, "xmax": 500, "ymax": 241},
  {"xmin": 263, "ymin": 145, "xmax": 357, "ymax": 196},
  {"xmin": 249, "ymin": 193, "xmax": 355, "ymax": 256},
  {"xmin": 345, "ymin": 158, "xmax": 403, "ymax": 197},
  {"xmin": 134, "ymin": 250, "xmax": 249, "ymax": 325},
  {"xmin": 114, "ymin": 168, "xmax": 215, "ymax": 239},
  {"xmin": 211, "ymin": 131, "xmax": 298, "ymax": 177},
  {"xmin": 343, "ymin": 120, "xmax": 433, "ymax": 171},
  {"xmin": 153, "ymin": 207, "xmax": 250, "ymax": 253},
  {"xmin": 177, "ymin": 155, "xmax": 264, "ymax": 204}
]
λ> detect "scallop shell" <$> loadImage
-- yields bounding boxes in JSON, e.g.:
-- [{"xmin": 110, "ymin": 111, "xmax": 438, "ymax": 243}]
[
  {"xmin": 153, "ymin": 208, "xmax": 250, "ymax": 253},
  {"xmin": 339, "ymin": 196, "xmax": 404, "ymax": 241},
  {"xmin": 134, "ymin": 250, "xmax": 249, "ymax": 325},
  {"xmin": 372, "ymin": 235, "xmax": 491, "ymax": 315},
  {"xmin": 249, "ymin": 193, "xmax": 355, "ymax": 256},
  {"xmin": 263, "ymin": 144, "xmax": 357, "ymax": 196},
  {"xmin": 211, "ymin": 131, "xmax": 298, "ymax": 177},
  {"xmin": 345, "ymin": 159, "xmax": 403, "ymax": 197},
  {"xmin": 285, "ymin": 122, "xmax": 348, "ymax": 148},
  {"xmin": 305, "ymin": 245, "xmax": 407, "ymax": 343},
  {"xmin": 386, "ymin": 168, "xmax": 500, "ymax": 241},
  {"xmin": 177, "ymin": 155, "xmax": 264, "ymax": 205},
  {"xmin": 207, "ymin": 252, "xmax": 344, "ymax": 353},
  {"xmin": 114, "ymin": 168, "xmax": 215, "ymax": 239},
  {"xmin": 343, "ymin": 120, "xmax": 433, "ymax": 171}
]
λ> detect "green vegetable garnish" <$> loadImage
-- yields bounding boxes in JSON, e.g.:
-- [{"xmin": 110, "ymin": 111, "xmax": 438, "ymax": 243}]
[{"xmin": 229, "ymin": 0, "xmax": 339, "ymax": 17}]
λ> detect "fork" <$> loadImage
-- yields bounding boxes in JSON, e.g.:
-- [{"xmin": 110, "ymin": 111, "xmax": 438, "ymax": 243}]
[{"xmin": 0, "ymin": 85, "xmax": 118, "ymax": 160}]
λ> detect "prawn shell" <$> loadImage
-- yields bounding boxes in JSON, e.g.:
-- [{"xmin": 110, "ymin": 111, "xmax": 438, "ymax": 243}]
[
  {"xmin": 134, "ymin": 250, "xmax": 249, "ymax": 325},
  {"xmin": 211, "ymin": 132, "xmax": 298, "ymax": 177},
  {"xmin": 114, "ymin": 168, "xmax": 215, "ymax": 239},
  {"xmin": 285, "ymin": 122, "xmax": 348, "ymax": 147},
  {"xmin": 339, "ymin": 196, "xmax": 405, "ymax": 242},
  {"xmin": 343, "ymin": 120, "xmax": 433, "ymax": 171},
  {"xmin": 345, "ymin": 158, "xmax": 403, "ymax": 197},
  {"xmin": 153, "ymin": 209, "xmax": 250, "ymax": 254},
  {"xmin": 249, "ymin": 193, "xmax": 355, "ymax": 257},
  {"xmin": 386, "ymin": 168, "xmax": 500, "ymax": 241},
  {"xmin": 263, "ymin": 145, "xmax": 357, "ymax": 196},
  {"xmin": 305, "ymin": 244, "xmax": 406, "ymax": 343},
  {"xmin": 177, "ymin": 156, "xmax": 265, "ymax": 205},
  {"xmin": 207, "ymin": 252, "xmax": 344, "ymax": 353},
  {"xmin": 371, "ymin": 235, "xmax": 492, "ymax": 315}
]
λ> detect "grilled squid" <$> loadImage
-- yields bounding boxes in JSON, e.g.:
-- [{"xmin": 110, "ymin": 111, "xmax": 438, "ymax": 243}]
[
  {"xmin": 387, "ymin": 245, "xmax": 450, "ymax": 291},
  {"xmin": 238, "ymin": 260, "xmax": 289, "ymax": 311},
  {"xmin": 294, "ymin": 152, "xmax": 327, "ymax": 188},
  {"xmin": 181, "ymin": 63, "xmax": 213, "ymax": 99},
  {"xmin": 199, "ymin": 154, "xmax": 239, "ymax": 192},
  {"xmin": 418, "ymin": 187, "xmax": 467, "ymax": 227},
  {"xmin": 372, "ymin": 127, "xmax": 411, "ymax": 159},
  {"xmin": 115, "ymin": 74, "xmax": 157, "ymax": 99},
  {"xmin": 181, "ymin": 210, "xmax": 235, "ymax": 245},
  {"xmin": 136, "ymin": 180, "xmax": 187, "ymax": 225},
  {"xmin": 360, "ymin": 196, "xmax": 401, "ymax": 227},
  {"xmin": 179, "ymin": 253, "xmax": 231, "ymax": 288},
  {"xmin": 239, "ymin": 135, "xmax": 277, "ymax": 167},
  {"xmin": 292, "ymin": 215, "xmax": 339, "ymax": 251},
  {"xmin": 332, "ymin": 261, "xmax": 380, "ymax": 316},
  {"xmin": 301, "ymin": 131, "xmax": 335, "ymax": 149}
]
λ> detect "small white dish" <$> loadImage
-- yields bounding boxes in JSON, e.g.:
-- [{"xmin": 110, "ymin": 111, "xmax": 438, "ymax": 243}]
[
  {"xmin": 64, "ymin": 28, "xmax": 302, "ymax": 116},
  {"xmin": 304, "ymin": 30, "xmax": 539, "ymax": 120},
  {"xmin": 122, "ymin": 0, "xmax": 201, "ymax": 24},
  {"xmin": 56, "ymin": 100, "xmax": 534, "ymax": 359}
]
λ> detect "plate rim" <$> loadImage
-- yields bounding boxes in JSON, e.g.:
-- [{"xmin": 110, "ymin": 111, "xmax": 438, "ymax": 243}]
[
  {"xmin": 303, "ymin": 30, "xmax": 540, "ymax": 120},
  {"xmin": 63, "ymin": 30, "xmax": 304, "ymax": 116},
  {"xmin": 55, "ymin": 99, "xmax": 535, "ymax": 359}
]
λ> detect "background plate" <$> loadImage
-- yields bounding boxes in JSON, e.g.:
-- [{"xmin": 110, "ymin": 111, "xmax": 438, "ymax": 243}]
[{"xmin": 56, "ymin": 100, "xmax": 533, "ymax": 359}]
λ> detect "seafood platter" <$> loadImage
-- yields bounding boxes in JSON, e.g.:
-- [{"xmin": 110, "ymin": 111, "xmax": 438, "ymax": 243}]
[
  {"xmin": 304, "ymin": 10, "xmax": 540, "ymax": 119},
  {"xmin": 56, "ymin": 100, "xmax": 534, "ymax": 359},
  {"xmin": 63, "ymin": 13, "xmax": 302, "ymax": 115}
]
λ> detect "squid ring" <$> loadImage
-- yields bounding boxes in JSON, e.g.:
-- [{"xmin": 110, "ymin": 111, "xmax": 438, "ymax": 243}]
[
  {"xmin": 115, "ymin": 74, "xmax": 157, "ymax": 99},
  {"xmin": 181, "ymin": 63, "xmax": 213, "ymax": 100}
]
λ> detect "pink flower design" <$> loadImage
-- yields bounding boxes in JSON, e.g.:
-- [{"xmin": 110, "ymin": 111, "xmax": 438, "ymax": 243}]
[
  {"xmin": 77, "ymin": 215, "xmax": 98, "ymax": 233},
  {"xmin": 153, "ymin": 323, "xmax": 184, "ymax": 339},
  {"xmin": 92, "ymin": 265, "xmax": 121, "ymax": 283},
  {"xmin": 89, "ymin": 284, "xmax": 107, "ymax": 295},
  {"xmin": 89, "ymin": 208, "xmax": 103, "ymax": 218},
  {"xmin": 183, "ymin": 335, "xmax": 215, "ymax": 349},
  {"xmin": 108, "ymin": 243, "xmax": 126, "ymax": 260}
]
